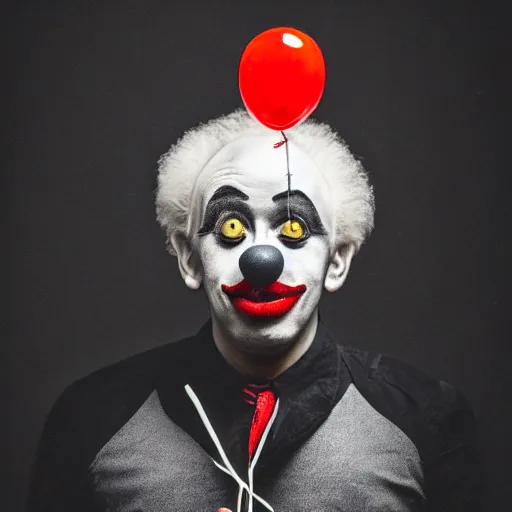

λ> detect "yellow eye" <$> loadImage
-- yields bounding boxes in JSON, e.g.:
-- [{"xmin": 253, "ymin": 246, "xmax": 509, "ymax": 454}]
[
  {"xmin": 220, "ymin": 218, "xmax": 245, "ymax": 241},
  {"xmin": 280, "ymin": 220, "xmax": 305, "ymax": 240}
]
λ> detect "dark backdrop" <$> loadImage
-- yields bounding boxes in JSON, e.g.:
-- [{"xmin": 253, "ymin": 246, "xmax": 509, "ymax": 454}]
[{"xmin": 6, "ymin": 1, "xmax": 511, "ymax": 510}]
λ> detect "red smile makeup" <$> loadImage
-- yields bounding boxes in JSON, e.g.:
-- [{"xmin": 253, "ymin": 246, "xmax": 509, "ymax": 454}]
[{"xmin": 221, "ymin": 280, "xmax": 306, "ymax": 317}]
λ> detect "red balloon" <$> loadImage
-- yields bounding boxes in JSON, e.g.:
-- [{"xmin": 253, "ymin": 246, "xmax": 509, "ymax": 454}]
[{"xmin": 239, "ymin": 27, "xmax": 326, "ymax": 131}]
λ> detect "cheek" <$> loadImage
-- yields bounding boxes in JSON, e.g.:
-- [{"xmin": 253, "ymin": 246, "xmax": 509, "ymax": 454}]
[
  {"xmin": 282, "ymin": 238, "xmax": 330, "ymax": 285},
  {"xmin": 197, "ymin": 237, "xmax": 246, "ymax": 286}
]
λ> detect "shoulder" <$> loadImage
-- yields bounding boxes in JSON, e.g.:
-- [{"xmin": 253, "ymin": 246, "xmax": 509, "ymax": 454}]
[
  {"xmin": 341, "ymin": 345, "xmax": 463, "ymax": 408},
  {"xmin": 339, "ymin": 346, "xmax": 477, "ymax": 462},
  {"xmin": 42, "ymin": 334, "xmax": 197, "ymax": 467},
  {"xmin": 57, "ymin": 335, "xmax": 192, "ymax": 409}
]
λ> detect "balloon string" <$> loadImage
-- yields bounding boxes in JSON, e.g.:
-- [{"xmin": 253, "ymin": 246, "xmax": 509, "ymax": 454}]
[
  {"xmin": 283, "ymin": 131, "xmax": 291, "ymax": 220},
  {"xmin": 273, "ymin": 131, "xmax": 291, "ymax": 220}
]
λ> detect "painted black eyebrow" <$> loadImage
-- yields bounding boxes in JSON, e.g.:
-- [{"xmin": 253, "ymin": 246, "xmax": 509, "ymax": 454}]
[
  {"xmin": 197, "ymin": 186, "xmax": 253, "ymax": 235},
  {"xmin": 271, "ymin": 189, "xmax": 327, "ymax": 235},
  {"xmin": 272, "ymin": 189, "xmax": 313, "ymax": 203},
  {"xmin": 209, "ymin": 185, "xmax": 249, "ymax": 202}
]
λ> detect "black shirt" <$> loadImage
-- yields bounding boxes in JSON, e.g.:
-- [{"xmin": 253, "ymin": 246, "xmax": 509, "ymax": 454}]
[{"xmin": 28, "ymin": 320, "xmax": 486, "ymax": 511}]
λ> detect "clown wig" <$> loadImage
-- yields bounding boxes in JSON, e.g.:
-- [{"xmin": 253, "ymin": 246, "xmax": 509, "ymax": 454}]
[{"xmin": 156, "ymin": 110, "xmax": 375, "ymax": 255}]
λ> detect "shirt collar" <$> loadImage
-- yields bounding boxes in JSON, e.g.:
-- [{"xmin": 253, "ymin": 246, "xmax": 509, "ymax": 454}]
[{"xmin": 178, "ymin": 318, "xmax": 352, "ymax": 468}]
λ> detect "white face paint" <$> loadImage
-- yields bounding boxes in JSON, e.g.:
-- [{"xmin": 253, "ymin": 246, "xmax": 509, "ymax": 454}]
[{"xmin": 188, "ymin": 135, "xmax": 338, "ymax": 353}]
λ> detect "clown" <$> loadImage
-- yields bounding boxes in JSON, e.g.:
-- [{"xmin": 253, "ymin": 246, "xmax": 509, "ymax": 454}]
[
  {"xmin": 156, "ymin": 111, "xmax": 373, "ymax": 380},
  {"xmin": 28, "ymin": 110, "xmax": 485, "ymax": 512},
  {"xmin": 29, "ymin": 29, "xmax": 484, "ymax": 512}
]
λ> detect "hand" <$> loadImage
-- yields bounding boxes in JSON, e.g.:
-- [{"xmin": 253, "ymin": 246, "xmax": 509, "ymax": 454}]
[{"xmin": 217, "ymin": 509, "xmax": 232, "ymax": 512}]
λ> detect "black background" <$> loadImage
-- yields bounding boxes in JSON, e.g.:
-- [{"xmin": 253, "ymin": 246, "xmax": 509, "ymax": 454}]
[{"xmin": 6, "ymin": 1, "xmax": 511, "ymax": 510}]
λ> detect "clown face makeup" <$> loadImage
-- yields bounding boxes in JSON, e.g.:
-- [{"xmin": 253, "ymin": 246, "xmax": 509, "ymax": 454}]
[{"xmin": 175, "ymin": 136, "xmax": 354, "ymax": 354}]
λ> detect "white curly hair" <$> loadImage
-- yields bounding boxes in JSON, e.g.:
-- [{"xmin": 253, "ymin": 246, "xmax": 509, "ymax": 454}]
[{"xmin": 156, "ymin": 110, "xmax": 375, "ymax": 256}]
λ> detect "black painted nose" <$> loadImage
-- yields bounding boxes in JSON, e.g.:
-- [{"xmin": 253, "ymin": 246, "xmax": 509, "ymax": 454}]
[{"xmin": 239, "ymin": 245, "xmax": 284, "ymax": 287}]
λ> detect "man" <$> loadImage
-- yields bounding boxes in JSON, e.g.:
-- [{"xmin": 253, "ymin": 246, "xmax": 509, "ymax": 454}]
[{"xmin": 28, "ymin": 110, "xmax": 485, "ymax": 511}]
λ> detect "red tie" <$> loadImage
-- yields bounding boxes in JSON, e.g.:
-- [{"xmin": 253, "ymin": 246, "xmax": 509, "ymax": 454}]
[{"xmin": 244, "ymin": 384, "xmax": 277, "ymax": 461}]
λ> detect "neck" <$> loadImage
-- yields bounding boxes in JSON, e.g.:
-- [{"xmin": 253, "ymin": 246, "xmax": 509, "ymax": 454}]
[{"xmin": 211, "ymin": 312, "xmax": 319, "ymax": 381}]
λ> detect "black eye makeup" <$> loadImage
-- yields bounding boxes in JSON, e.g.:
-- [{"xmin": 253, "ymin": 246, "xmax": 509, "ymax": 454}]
[
  {"xmin": 214, "ymin": 212, "xmax": 250, "ymax": 245},
  {"xmin": 197, "ymin": 186, "xmax": 254, "ymax": 237},
  {"xmin": 197, "ymin": 186, "xmax": 327, "ymax": 249},
  {"xmin": 278, "ymin": 216, "xmax": 310, "ymax": 248},
  {"xmin": 271, "ymin": 190, "xmax": 327, "ymax": 237}
]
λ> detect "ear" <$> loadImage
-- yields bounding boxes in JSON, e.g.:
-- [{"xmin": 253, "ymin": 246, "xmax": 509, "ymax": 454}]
[
  {"xmin": 170, "ymin": 231, "xmax": 203, "ymax": 290},
  {"xmin": 324, "ymin": 243, "xmax": 356, "ymax": 292}
]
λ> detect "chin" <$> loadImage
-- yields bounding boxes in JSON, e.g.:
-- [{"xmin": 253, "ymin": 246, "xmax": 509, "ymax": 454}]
[{"xmin": 217, "ymin": 303, "xmax": 313, "ymax": 354}]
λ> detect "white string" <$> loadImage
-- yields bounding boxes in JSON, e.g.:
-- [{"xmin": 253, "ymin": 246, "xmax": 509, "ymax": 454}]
[
  {"xmin": 237, "ymin": 485, "xmax": 244, "ymax": 512},
  {"xmin": 250, "ymin": 398, "xmax": 280, "ymax": 472},
  {"xmin": 248, "ymin": 399, "xmax": 280, "ymax": 512},
  {"xmin": 184, "ymin": 385, "xmax": 245, "ymax": 488},
  {"xmin": 210, "ymin": 459, "xmax": 274, "ymax": 512},
  {"xmin": 184, "ymin": 384, "xmax": 275, "ymax": 512}
]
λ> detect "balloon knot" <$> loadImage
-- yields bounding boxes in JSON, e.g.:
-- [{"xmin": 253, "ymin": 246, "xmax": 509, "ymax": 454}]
[{"xmin": 273, "ymin": 140, "xmax": 286, "ymax": 149}]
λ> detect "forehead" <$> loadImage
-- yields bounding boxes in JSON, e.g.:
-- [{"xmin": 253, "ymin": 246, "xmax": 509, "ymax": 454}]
[{"xmin": 194, "ymin": 136, "xmax": 333, "ymax": 215}]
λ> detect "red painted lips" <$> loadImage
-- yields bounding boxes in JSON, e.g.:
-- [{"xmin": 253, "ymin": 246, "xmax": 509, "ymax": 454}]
[{"xmin": 221, "ymin": 280, "xmax": 306, "ymax": 317}]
